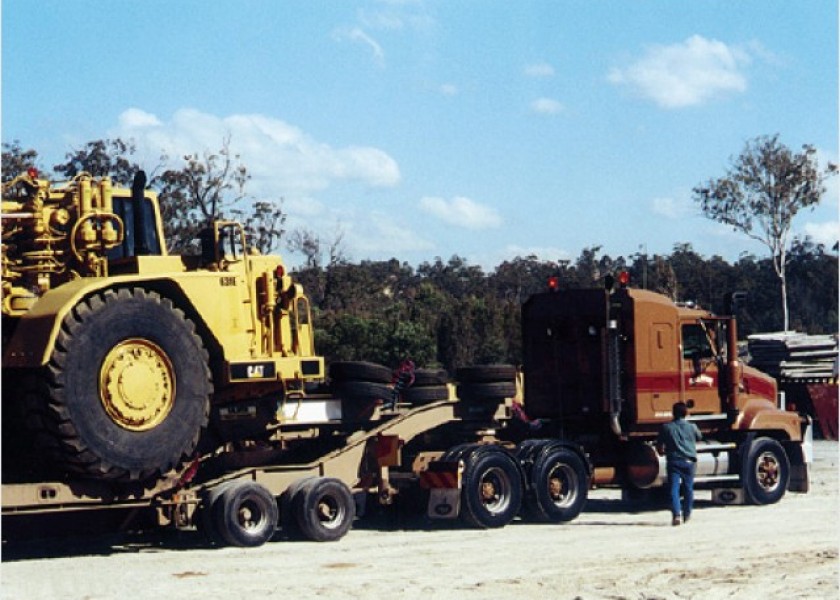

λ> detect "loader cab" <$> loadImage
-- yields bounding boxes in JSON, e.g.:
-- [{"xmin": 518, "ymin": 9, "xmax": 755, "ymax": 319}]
[{"xmin": 106, "ymin": 192, "xmax": 164, "ymax": 259}]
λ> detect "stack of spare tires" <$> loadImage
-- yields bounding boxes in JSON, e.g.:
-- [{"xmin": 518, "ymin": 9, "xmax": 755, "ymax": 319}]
[
  {"xmin": 455, "ymin": 364, "xmax": 517, "ymax": 418},
  {"xmin": 329, "ymin": 361, "xmax": 516, "ymax": 420}
]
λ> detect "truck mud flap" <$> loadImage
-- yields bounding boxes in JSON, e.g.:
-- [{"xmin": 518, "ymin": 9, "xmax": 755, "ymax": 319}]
[{"xmin": 419, "ymin": 460, "xmax": 462, "ymax": 519}]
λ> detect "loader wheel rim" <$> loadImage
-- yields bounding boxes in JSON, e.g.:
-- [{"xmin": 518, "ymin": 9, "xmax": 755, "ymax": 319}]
[
  {"xmin": 99, "ymin": 338, "xmax": 176, "ymax": 431},
  {"xmin": 755, "ymin": 451, "xmax": 781, "ymax": 493}
]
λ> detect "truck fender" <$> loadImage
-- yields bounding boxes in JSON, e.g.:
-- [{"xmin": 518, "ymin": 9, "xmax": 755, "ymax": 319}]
[
  {"xmin": 3, "ymin": 275, "xmax": 205, "ymax": 369},
  {"xmin": 733, "ymin": 397, "xmax": 803, "ymax": 442}
]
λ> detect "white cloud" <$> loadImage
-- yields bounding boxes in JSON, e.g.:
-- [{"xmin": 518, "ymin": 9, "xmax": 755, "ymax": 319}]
[
  {"xmin": 349, "ymin": 211, "xmax": 435, "ymax": 257},
  {"xmin": 530, "ymin": 97, "xmax": 564, "ymax": 115},
  {"xmin": 119, "ymin": 108, "xmax": 161, "ymax": 128},
  {"xmin": 607, "ymin": 35, "xmax": 751, "ymax": 109},
  {"xmin": 524, "ymin": 62, "xmax": 555, "ymax": 78},
  {"xmin": 332, "ymin": 27, "xmax": 385, "ymax": 66},
  {"xmin": 439, "ymin": 83, "xmax": 458, "ymax": 96},
  {"xmin": 651, "ymin": 194, "xmax": 693, "ymax": 219},
  {"xmin": 419, "ymin": 196, "xmax": 502, "ymax": 230},
  {"xmin": 801, "ymin": 221, "xmax": 839, "ymax": 248},
  {"xmin": 113, "ymin": 107, "xmax": 400, "ymax": 199}
]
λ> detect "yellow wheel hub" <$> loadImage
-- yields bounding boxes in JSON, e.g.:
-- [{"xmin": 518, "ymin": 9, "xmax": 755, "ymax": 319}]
[{"xmin": 99, "ymin": 339, "xmax": 175, "ymax": 431}]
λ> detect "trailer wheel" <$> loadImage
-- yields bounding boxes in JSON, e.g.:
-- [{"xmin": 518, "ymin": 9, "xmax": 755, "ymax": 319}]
[
  {"xmin": 526, "ymin": 445, "xmax": 588, "ymax": 522},
  {"xmin": 329, "ymin": 361, "xmax": 392, "ymax": 383},
  {"xmin": 460, "ymin": 447, "xmax": 523, "ymax": 529},
  {"xmin": 198, "ymin": 481, "xmax": 237, "ymax": 545},
  {"xmin": 214, "ymin": 481, "xmax": 278, "ymax": 547},
  {"xmin": 41, "ymin": 288, "xmax": 211, "ymax": 482},
  {"xmin": 742, "ymin": 438, "xmax": 790, "ymax": 505},
  {"xmin": 294, "ymin": 477, "xmax": 356, "ymax": 542}
]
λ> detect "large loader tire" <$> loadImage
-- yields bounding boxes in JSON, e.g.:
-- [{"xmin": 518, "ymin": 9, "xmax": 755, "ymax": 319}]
[{"xmin": 39, "ymin": 288, "xmax": 212, "ymax": 482}]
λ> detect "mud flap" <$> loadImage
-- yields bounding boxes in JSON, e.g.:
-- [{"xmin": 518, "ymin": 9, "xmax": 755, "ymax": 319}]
[
  {"xmin": 789, "ymin": 419, "xmax": 813, "ymax": 493},
  {"xmin": 419, "ymin": 460, "xmax": 462, "ymax": 520}
]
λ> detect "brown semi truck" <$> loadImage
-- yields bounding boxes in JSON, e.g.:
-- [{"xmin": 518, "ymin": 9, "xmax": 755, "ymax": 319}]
[
  {"xmin": 1, "ymin": 171, "xmax": 810, "ymax": 547},
  {"xmin": 520, "ymin": 277, "xmax": 811, "ymax": 505}
]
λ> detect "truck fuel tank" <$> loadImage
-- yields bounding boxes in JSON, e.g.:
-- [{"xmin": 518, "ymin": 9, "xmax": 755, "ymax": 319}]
[{"xmin": 624, "ymin": 441, "xmax": 734, "ymax": 489}]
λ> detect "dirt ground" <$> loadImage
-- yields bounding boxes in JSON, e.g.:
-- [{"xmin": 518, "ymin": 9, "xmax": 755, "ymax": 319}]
[{"xmin": 2, "ymin": 440, "xmax": 838, "ymax": 600}]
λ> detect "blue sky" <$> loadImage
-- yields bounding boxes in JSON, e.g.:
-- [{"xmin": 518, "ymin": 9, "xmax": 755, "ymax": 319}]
[{"xmin": 3, "ymin": 1, "xmax": 838, "ymax": 269}]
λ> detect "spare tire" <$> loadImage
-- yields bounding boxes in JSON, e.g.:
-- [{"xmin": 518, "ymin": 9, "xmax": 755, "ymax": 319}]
[
  {"xmin": 412, "ymin": 368, "xmax": 449, "ymax": 386},
  {"xmin": 329, "ymin": 361, "xmax": 393, "ymax": 383},
  {"xmin": 456, "ymin": 364, "xmax": 516, "ymax": 384}
]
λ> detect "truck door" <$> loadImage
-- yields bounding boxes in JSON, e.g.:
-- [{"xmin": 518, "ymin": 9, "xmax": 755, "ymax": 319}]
[{"xmin": 680, "ymin": 320, "xmax": 723, "ymax": 415}]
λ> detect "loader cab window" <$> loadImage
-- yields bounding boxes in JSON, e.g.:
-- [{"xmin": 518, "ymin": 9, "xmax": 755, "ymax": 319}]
[{"xmin": 107, "ymin": 196, "xmax": 163, "ymax": 259}]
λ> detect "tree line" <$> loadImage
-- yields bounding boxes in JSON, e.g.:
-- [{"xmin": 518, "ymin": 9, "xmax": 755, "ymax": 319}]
[{"xmin": 3, "ymin": 137, "xmax": 836, "ymax": 374}]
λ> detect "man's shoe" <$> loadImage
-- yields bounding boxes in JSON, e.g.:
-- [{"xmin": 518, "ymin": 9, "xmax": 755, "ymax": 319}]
[
  {"xmin": 672, "ymin": 515, "xmax": 682, "ymax": 526},
  {"xmin": 683, "ymin": 513, "xmax": 690, "ymax": 523}
]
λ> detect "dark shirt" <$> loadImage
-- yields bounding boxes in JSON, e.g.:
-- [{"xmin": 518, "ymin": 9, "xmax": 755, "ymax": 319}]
[{"xmin": 657, "ymin": 418, "xmax": 702, "ymax": 462}]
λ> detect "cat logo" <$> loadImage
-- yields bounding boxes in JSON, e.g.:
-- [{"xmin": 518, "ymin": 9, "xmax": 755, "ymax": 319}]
[{"xmin": 229, "ymin": 361, "xmax": 276, "ymax": 381}]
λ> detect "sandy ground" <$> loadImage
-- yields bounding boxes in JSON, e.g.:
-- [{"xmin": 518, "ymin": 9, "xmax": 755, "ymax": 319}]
[{"xmin": 2, "ymin": 440, "xmax": 838, "ymax": 600}]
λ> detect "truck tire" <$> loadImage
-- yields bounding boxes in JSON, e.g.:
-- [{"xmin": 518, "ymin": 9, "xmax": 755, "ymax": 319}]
[
  {"xmin": 293, "ymin": 477, "xmax": 355, "ymax": 542},
  {"xmin": 741, "ymin": 437, "xmax": 790, "ymax": 505},
  {"xmin": 329, "ymin": 361, "xmax": 392, "ymax": 383},
  {"xmin": 460, "ymin": 446, "xmax": 523, "ymax": 529},
  {"xmin": 40, "ymin": 288, "xmax": 212, "ymax": 482},
  {"xmin": 525, "ymin": 445, "xmax": 588, "ymax": 522},
  {"xmin": 214, "ymin": 480, "xmax": 278, "ymax": 547}
]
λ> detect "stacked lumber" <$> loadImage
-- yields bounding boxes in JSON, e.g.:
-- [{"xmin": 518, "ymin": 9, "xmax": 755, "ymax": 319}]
[{"xmin": 747, "ymin": 332, "xmax": 838, "ymax": 381}]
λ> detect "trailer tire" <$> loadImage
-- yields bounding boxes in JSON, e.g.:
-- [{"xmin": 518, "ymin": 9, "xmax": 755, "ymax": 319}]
[
  {"xmin": 460, "ymin": 447, "xmax": 523, "ymax": 529},
  {"xmin": 402, "ymin": 385, "xmax": 450, "ymax": 405},
  {"xmin": 41, "ymin": 288, "xmax": 211, "ymax": 482},
  {"xmin": 198, "ymin": 481, "xmax": 237, "ymax": 546},
  {"xmin": 214, "ymin": 480, "xmax": 278, "ymax": 548},
  {"xmin": 329, "ymin": 361, "xmax": 392, "ymax": 383},
  {"xmin": 525, "ymin": 445, "xmax": 588, "ymax": 522},
  {"xmin": 742, "ymin": 437, "xmax": 790, "ymax": 505},
  {"xmin": 457, "ymin": 381, "xmax": 517, "ymax": 403},
  {"xmin": 294, "ymin": 477, "xmax": 355, "ymax": 542},
  {"xmin": 456, "ymin": 364, "xmax": 516, "ymax": 384}
]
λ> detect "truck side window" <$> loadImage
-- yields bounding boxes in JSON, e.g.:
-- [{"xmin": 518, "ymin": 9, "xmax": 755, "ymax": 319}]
[{"xmin": 682, "ymin": 324, "xmax": 713, "ymax": 360}]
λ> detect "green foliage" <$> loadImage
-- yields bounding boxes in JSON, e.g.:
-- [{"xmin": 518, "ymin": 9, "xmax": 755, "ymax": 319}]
[{"xmin": 1, "ymin": 141, "xmax": 39, "ymax": 182}]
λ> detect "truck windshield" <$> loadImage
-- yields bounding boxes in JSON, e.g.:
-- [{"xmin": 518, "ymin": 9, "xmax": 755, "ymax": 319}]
[{"xmin": 682, "ymin": 323, "xmax": 716, "ymax": 360}]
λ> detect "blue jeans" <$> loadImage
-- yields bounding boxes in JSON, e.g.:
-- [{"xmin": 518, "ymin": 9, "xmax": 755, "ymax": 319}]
[{"xmin": 667, "ymin": 459, "xmax": 696, "ymax": 519}]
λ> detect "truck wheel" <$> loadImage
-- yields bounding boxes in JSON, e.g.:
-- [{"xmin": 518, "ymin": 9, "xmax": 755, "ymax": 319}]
[
  {"xmin": 742, "ymin": 438, "xmax": 790, "ymax": 505},
  {"xmin": 41, "ymin": 288, "xmax": 211, "ymax": 482},
  {"xmin": 329, "ymin": 361, "xmax": 392, "ymax": 383},
  {"xmin": 294, "ymin": 477, "xmax": 355, "ymax": 542},
  {"xmin": 526, "ymin": 445, "xmax": 588, "ymax": 522},
  {"xmin": 460, "ymin": 447, "xmax": 523, "ymax": 529},
  {"xmin": 214, "ymin": 480, "xmax": 278, "ymax": 547},
  {"xmin": 456, "ymin": 364, "xmax": 516, "ymax": 383}
]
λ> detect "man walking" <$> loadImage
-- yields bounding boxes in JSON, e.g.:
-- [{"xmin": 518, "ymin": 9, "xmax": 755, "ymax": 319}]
[{"xmin": 656, "ymin": 401, "xmax": 702, "ymax": 526}]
